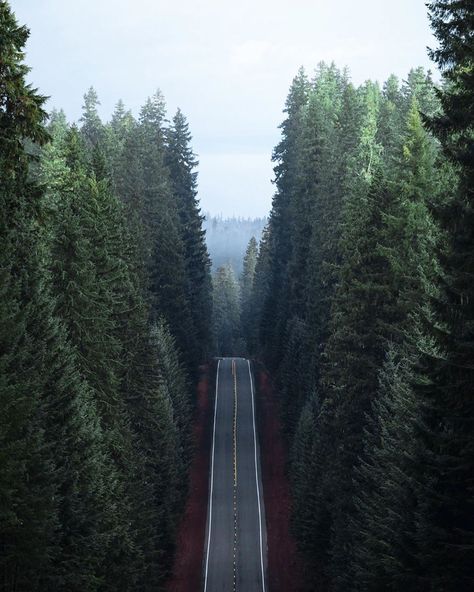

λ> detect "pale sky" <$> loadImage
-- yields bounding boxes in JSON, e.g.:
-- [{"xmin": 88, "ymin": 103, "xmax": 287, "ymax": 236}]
[{"xmin": 13, "ymin": 0, "xmax": 437, "ymax": 217}]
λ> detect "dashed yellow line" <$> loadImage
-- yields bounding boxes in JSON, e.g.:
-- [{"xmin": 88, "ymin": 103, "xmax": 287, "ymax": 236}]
[
  {"xmin": 232, "ymin": 359, "xmax": 238, "ymax": 488},
  {"xmin": 232, "ymin": 359, "xmax": 238, "ymax": 591}
]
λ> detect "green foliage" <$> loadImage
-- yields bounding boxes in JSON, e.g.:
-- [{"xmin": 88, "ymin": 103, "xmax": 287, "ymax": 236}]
[
  {"xmin": 80, "ymin": 86, "xmax": 105, "ymax": 151},
  {"xmin": 245, "ymin": 226, "xmax": 271, "ymax": 355},
  {"xmin": 251, "ymin": 37, "xmax": 474, "ymax": 587},
  {"xmin": 260, "ymin": 67, "xmax": 310, "ymax": 369},
  {"xmin": 0, "ymin": 2, "xmax": 211, "ymax": 588},
  {"xmin": 0, "ymin": 3, "xmax": 58, "ymax": 586},
  {"xmin": 413, "ymin": 1, "xmax": 474, "ymax": 587},
  {"xmin": 240, "ymin": 236, "xmax": 258, "ymax": 349},
  {"xmin": 212, "ymin": 264, "xmax": 243, "ymax": 356},
  {"xmin": 165, "ymin": 109, "xmax": 213, "ymax": 368}
]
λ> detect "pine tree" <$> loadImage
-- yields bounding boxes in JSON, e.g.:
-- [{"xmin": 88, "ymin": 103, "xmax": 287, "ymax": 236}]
[
  {"xmin": 240, "ymin": 236, "xmax": 258, "ymax": 350},
  {"xmin": 106, "ymin": 99, "xmax": 135, "ymax": 196},
  {"xmin": 376, "ymin": 74, "xmax": 404, "ymax": 171},
  {"xmin": 80, "ymin": 86, "xmax": 105, "ymax": 151},
  {"xmin": 212, "ymin": 264, "xmax": 243, "ymax": 356},
  {"xmin": 351, "ymin": 347, "xmax": 422, "ymax": 591},
  {"xmin": 290, "ymin": 392, "xmax": 319, "ymax": 563},
  {"xmin": 294, "ymin": 82, "xmax": 394, "ymax": 587},
  {"xmin": 165, "ymin": 109, "xmax": 212, "ymax": 368},
  {"xmin": 278, "ymin": 316, "xmax": 312, "ymax": 439},
  {"xmin": 0, "ymin": 6, "xmax": 114, "ymax": 590},
  {"xmin": 1, "ymin": 5, "xmax": 211, "ymax": 589},
  {"xmin": 260, "ymin": 67, "xmax": 310, "ymax": 369},
  {"xmin": 407, "ymin": 2, "xmax": 474, "ymax": 586},
  {"xmin": 288, "ymin": 64, "xmax": 344, "ymax": 322},
  {"xmin": 136, "ymin": 93, "xmax": 196, "ymax": 367},
  {"xmin": 153, "ymin": 318, "xmax": 193, "ymax": 471},
  {"xmin": 247, "ymin": 226, "xmax": 271, "ymax": 355},
  {"xmin": 0, "ymin": 5, "xmax": 59, "ymax": 587},
  {"xmin": 348, "ymin": 97, "xmax": 443, "ymax": 591},
  {"xmin": 122, "ymin": 320, "xmax": 183, "ymax": 591},
  {"xmin": 299, "ymin": 66, "xmax": 359, "ymax": 387},
  {"xmin": 41, "ymin": 123, "xmax": 144, "ymax": 589}
]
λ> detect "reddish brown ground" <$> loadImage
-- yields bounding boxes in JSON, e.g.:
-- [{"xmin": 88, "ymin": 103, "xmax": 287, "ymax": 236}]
[
  {"xmin": 257, "ymin": 367, "xmax": 309, "ymax": 592},
  {"xmin": 166, "ymin": 362, "xmax": 308, "ymax": 592},
  {"xmin": 166, "ymin": 364, "xmax": 212, "ymax": 592}
]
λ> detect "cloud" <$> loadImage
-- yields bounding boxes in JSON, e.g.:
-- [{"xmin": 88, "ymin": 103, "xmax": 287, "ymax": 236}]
[
  {"xmin": 198, "ymin": 153, "xmax": 274, "ymax": 218},
  {"xmin": 15, "ymin": 0, "xmax": 437, "ymax": 217},
  {"xmin": 230, "ymin": 40, "xmax": 273, "ymax": 66}
]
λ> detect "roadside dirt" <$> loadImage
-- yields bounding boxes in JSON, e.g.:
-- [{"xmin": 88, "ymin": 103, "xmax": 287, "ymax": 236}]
[
  {"xmin": 166, "ymin": 361, "xmax": 308, "ymax": 592},
  {"xmin": 256, "ymin": 366, "xmax": 309, "ymax": 592},
  {"xmin": 166, "ymin": 364, "xmax": 213, "ymax": 592}
]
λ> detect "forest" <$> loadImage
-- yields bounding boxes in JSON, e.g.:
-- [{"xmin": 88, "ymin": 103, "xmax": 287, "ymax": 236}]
[
  {"xmin": 204, "ymin": 215, "xmax": 266, "ymax": 272},
  {"xmin": 1, "ymin": 0, "xmax": 474, "ymax": 591},
  {"xmin": 0, "ymin": 2, "xmax": 212, "ymax": 589},
  {"xmin": 237, "ymin": 1, "xmax": 474, "ymax": 590}
]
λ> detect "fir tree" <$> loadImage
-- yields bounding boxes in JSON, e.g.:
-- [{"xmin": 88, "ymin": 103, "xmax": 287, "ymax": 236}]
[
  {"xmin": 0, "ymin": 6, "xmax": 113, "ymax": 590},
  {"xmin": 80, "ymin": 86, "xmax": 105, "ymax": 151},
  {"xmin": 136, "ymin": 93, "xmax": 196, "ymax": 367},
  {"xmin": 165, "ymin": 109, "xmax": 213, "ymax": 368},
  {"xmin": 240, "ymin": 236, "xmax": 258, "ymax": 350},
  {"xmin": 247, "ymin": 226, "xmax": 271, "ymax": 355},
  {"xmin": 212, "ymin": 264, "xmax": 243, "ymax": 356},
  {"xmin": 0, "ymin": 5, "xmax": 59, "ymax": 587},
  {"xmin": 408, "ymin": 1, "xmax": 474, "ymax": 586},
  {"xmin": 260, "ymin": 67, "xmax": 310, "ymax": 369}
]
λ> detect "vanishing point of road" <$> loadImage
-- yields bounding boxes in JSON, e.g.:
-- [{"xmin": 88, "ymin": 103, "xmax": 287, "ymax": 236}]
[{"xmin": 203, "ymin": 358, "xmax": 267, "ymax": 592}]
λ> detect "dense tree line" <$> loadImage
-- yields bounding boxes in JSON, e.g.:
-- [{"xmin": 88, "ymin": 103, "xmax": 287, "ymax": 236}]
[
  {"xmin": 203, "ymin": 214, "xmax": 266, "ymax": 272},
  {"xmin": 212, "ymin": 263, "xmax": 243, "ymax": 356},
  {"xmin": 211, "ymin": 236, "xmax": 259, "ymax": 357},
  {"xmin": 0, "ymin": 2, "xmax": 211, "ymax": 590},
  {"xmin": 245, "ymin": 1, "xmax": 474, "ymax": 590}
]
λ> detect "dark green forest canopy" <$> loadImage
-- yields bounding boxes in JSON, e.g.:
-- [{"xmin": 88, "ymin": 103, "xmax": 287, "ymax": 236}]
[
  {"xmin": 0, "ymin": 2, "xmax": 212, "ymax": 589},
  {"xmin": 241, "ymin": 2, "xmax": 474, "ymax": 589},
  {"xmin": 2, "ymin": 0, "xmax": 474, "ymax": 591}
]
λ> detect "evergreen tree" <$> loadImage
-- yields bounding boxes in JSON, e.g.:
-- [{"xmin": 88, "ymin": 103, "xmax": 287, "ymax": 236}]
[
  {"xmin": 292, "ymin": 66, "xmax": 359, "ymax": 399},
  {"xmin": 408, "ymin": 1, "xmax": 474, "ymax": 586},
  {"xmin": 41, "ymin": 123, "xmax": 141, "ymax": 589},
  {"xmin": 290, "ymin": 392, "xmax": 318, "ymax": 561},
  {"xmin": 80, "ymin": 86, "xmax": 105, "ymax": 151},
  {"xmin": 0, "ymin": 5, "xmax": 60, "ymax": 587},
  {"xmin": 250, "ymin": 8, "xmax": 473, "ymax": 583},
  {"xmin": 136, "ymin": 93, "xmax": 196, "ymax": 368},
  {"xmin": 152, "ymin": 318, "xmax": 193, "ymax": 470},
  {"xmin": 247, "ymin": 226, "xmax": 271, "ymax": 355},
  {"xmin": 106, "ymin": 100, "xmax": 136, "ymax": 198},
  {"xmin": 348, "ymin": 97, "xmax": 443, "ymax": 591},
  {"xmin": 1, "ymin": 4, "xmax": 211, "ymax": 589},
  {"xmin": 212, "ymin": 264, "xmax": 243, "ymax": 356},
  {"xmin": 351, "ymin": 347, "xmax": 422, "ymax": 591},
  {"xmin": 241, "ymin": 236, "xmax": 258, "ymax": 304},
  {"xmin": 165, "ymin": 109, "xmax": 213, "ymax": 367},
  {"xmin": 240, "ymin": 236, "xmax": 258, "ymax": 349},
  {"xmin": 260, "ymin": 67, "xmax": 310, "ymax": 369},
  {"xmin": 0, "ymin": 6, "xmax": 114, "ymax": 590}
]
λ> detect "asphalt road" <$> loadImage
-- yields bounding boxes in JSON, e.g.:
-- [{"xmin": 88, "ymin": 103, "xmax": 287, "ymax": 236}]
[{"xmin": 203, "ymin": 358, "xmax": 267, "ymax": 592}]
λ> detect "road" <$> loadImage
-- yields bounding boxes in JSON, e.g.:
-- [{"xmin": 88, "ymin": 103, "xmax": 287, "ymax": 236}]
[{"xmin": 203, "ymin": 358, "xmax": 267, "ymax": 592}]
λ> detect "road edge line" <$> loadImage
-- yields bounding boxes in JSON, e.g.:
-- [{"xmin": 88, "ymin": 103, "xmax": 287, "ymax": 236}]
[
  {"xmin": 204, "ymin": 359, "xmax": 220, "ymax": 592},
  {"xmin": 248, "ymin": 359, "xmax": 267, "ymax": 592}
]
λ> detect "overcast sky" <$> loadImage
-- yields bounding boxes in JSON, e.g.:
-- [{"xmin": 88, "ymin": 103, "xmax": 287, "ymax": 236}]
[{"xmin": 13, "ymin": 0, "xmax": 437, "ymax": 217}]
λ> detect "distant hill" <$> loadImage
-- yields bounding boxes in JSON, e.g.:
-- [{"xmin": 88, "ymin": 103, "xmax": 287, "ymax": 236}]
[{"xmin": 203, "ymin": 214, "xmax": 267, "ymax": 274}]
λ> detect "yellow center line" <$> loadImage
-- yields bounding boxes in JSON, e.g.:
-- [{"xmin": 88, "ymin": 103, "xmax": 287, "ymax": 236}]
[
  {"xmin": 233, "ymin": 360, "xmax": 238, "ymax": 488},
  {"xmin": 232, "ymin": 359, "xmax": 238, "ymax": 591}
]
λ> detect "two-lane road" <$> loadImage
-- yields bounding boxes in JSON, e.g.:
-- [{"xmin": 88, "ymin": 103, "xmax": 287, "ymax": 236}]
[{"xmin": 203, "ymin": 358, "xmax": 267, "ymax": 592}]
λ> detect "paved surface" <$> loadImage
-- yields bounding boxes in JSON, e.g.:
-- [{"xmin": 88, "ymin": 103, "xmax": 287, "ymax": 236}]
[{"xmin": 203, "ymin": 358, "xmax": 267, "ymax": 592}]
